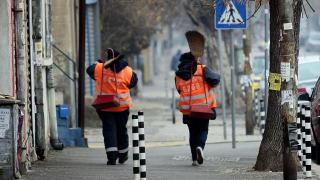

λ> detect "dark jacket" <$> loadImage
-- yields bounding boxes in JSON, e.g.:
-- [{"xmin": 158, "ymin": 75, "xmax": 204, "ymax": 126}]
[
  {"xmin": 175, "ymin": 52, "xmax": 220, "ymax": 123},
  {"xmin": 86, "ymin": 58, "xmax": 138, "ymax": 89}
]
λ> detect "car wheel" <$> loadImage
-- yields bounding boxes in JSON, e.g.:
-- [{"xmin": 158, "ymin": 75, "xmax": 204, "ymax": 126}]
[{"xmin": 316, "ymin": 141, "xmax": 320, "ymax": 164}]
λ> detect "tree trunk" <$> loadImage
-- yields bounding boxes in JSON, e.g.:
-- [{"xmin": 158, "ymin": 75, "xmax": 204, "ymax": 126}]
[
  {"xmin": 243, "ymin": 2, "xmax": 254, "ymax": 135},
  {"xmin": 255, "ymin": 0, "xmax": 303, "ymax": 173},
  {"xmin": 255, "ymin": 0, "xmax": 283, "ymax": 171}
]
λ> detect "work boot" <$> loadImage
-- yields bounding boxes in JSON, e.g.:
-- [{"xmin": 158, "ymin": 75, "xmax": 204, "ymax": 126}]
[
  {"xmin": 118, "ymin": 151, "xmax": 128, "ymax": 164},
  {"xmin": 196, "ymin": 147, "xmax": 204, "ymax": 165},
  {"xmin": 107, "ymin": 152, "xmax": 118, "ymax": 165}
]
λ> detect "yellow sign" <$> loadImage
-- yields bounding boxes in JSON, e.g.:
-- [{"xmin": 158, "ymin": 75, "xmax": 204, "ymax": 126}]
[{"xmin": 269, "ymin": 73, "xmax": 281, "ymax": 91}]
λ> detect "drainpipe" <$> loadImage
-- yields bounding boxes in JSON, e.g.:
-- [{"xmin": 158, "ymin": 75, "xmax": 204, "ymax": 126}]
[
  {"xmin": 14, "ymin": 0, "xmax": 26, "ymax": 176},
  {"xmin": 28, "ymin": 0, "xmax": 36, "ymax": 157},
  {"xmin": 46, "ymin": 65, "xmax": 64, "ymax": 150},
  {"xmin": 44, "ymin": 0, "xmax": 62, "ymax": 150},
  {"xmin": 33, "ymin": 0, "xmax": 46, "ymax": 158}
]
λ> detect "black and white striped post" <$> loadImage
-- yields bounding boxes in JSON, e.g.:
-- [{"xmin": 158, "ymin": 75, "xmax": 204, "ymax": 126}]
[
  {"xmin": 305, "ymin": 106, "xmax": 312, "ymax": 178},
  {"xmin": 240, "ymin": 83, "xmax": 245, "ymax": 97},
  {"xmin": 138, "ymin": 111, "xmax": 147, "ymax": 180},
  {"xmin": 301, "ymin": 105, "xmax": 306, "ymax": 174},
  {"xmin": 260, "ymin": 99, "xmax": 265, "ymax": 135},
  {"xmin": 297, "ymin": 104, "xmax": 302, "ymax": 164},
  {"xmin": 254, "ymin": 89, "xmax": 260, "ymax": 125},
  {"xmin": 132, "ymin": 114, "xmax": 140, "ymax": 180}
]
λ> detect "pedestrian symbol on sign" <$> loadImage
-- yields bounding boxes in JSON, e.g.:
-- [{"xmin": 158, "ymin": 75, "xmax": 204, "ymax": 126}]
[
  {"xmin": 219, "ymin": 2, "xmax": 244, "ymax": 24},
  {"xmin": 215, "ymin": 0, "xmax": 247, "ymax": 29}
]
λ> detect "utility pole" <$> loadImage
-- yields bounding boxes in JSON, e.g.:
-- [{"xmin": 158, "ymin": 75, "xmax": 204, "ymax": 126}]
[
  {"xmin": 79, "ymin": 0, "xmax": 86, "ymax": 137},
  {"xmin": 242, "ymin": 2, "xmax": 254, "ymax": 135},
  {"xmin": 279, "ymin": 0, "xmax": 297, "ymax": 179}
]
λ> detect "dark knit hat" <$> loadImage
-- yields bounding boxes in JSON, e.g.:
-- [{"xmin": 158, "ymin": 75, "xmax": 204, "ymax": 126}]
[
  {"xmin": 179, "ymin": 52, "xmax": 195, "ymax": 62},
  {"xmin": 107, "ymin": 49, "xmax": 121, "ymax": 59}
]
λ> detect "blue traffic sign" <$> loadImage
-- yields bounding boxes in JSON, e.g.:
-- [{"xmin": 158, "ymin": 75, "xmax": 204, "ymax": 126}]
[{"xmin": 215, "ymin": 1, "xmax": 247, "ymax": 29}]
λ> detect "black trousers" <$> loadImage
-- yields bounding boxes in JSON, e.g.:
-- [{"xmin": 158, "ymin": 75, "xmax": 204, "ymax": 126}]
[
  {"xmin": 186, "ymin": 119, "xmax": 209, "ymax": 161},
  {"xmin": 97, "ymin": 108, "xmax": 129, "ymax": 159}
]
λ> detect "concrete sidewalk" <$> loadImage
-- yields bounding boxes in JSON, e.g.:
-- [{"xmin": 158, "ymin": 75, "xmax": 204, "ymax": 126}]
[{"xmin": 23, "ymin": 142, "xmax": 319, "ymax": 180}]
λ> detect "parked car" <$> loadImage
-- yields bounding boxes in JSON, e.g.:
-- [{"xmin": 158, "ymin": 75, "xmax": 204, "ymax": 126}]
[
  {"xmin": 298, "ymin": 56, "xmax": 320, "ymax": 95},
  {"xmin": 305, "ymin": 31, "xmax": 320, "ymax": 52},
  {"xmin": 298, "ymin": 77, "xmax": 320, "ymax": 164}
]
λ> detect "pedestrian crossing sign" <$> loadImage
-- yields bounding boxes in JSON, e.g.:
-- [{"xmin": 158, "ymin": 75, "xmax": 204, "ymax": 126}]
[{"xmin": 215, "ymin": 1, "xmax": 247, "ymax": 29}]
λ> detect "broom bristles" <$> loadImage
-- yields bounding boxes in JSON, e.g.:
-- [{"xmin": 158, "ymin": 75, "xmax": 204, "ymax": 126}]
[{"xmin": 185, "ymin": 30, "xmax": 206, "ymax": 58}]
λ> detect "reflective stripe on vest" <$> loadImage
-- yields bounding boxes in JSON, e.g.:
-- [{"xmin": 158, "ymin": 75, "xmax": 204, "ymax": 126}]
[
  {"xmin": 179, "ymin": 97, "xmax": 216, "ymax": 109},
  {"xmin": 179, "ymin": 89, "xmax": 214, "ymax": 102},
  {"xmin": 100, "ymin": 92, "xmax": 131, "ymax": 98},
  {"xmin": 120, "ymin": 99, "xmax": 132, "ymax": 105}
]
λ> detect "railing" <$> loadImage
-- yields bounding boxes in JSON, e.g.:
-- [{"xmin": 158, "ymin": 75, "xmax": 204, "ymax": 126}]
[{"xmin": 52, "ymin": 44, "xmax": 78, "ymax": 127}]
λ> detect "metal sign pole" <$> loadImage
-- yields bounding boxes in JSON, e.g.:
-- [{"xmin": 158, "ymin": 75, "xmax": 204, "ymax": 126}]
[
  {"xmin": 264, "ymin": 3, "xmax": 269, "ymax": 118},
  {"xmin": 231, "ymin": 29, "xmax": 236, "ymax": 149},
  {"xmin": 218, "ymin": 29, "xmax": 227, "ymax": 140},
  {"xmin": 172, "ymin": 88, "xmax": 176, "ymax": 124},
  {"xmin": 215, "ymin": 0, "xmax": 247, "ymax": 148}
]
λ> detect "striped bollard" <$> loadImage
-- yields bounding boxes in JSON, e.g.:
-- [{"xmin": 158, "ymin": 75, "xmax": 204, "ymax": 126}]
[
  {"xmin": 260, "ymin": 99, "xmax": 265, "ymax": 135},
  {"xmin": 301, "ymin": 105, "xmax": 306, "ymax": 174},
  {"xmin": 297, "ymin": 104, "xmax": 302, "ymax": 164},
  {"xmin": 305, "ymin": 106, "xmax": 312, "ymax": 178},
  {"xmin": 138, "ymin": 111, "xmax": 147, "ymax": 180},
  {"xmin": 254, "ymin": 89, "xmax": 260, "ymax": 125},
  {"xmin": 240, "ymin": 83, "xmax": 245, "ymax": 97},
  {"xmin": 132, "ymin": 114, "xmax": 140, "ymax": 180}
]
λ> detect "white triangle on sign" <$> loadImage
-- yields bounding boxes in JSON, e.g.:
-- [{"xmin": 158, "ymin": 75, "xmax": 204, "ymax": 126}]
[{"xmin": 218, "ymin": 1, "xmax": 244, "ymax": 24}]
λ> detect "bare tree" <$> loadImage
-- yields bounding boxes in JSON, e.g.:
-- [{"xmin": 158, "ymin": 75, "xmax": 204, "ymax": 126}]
[{"xmin": 99, "ymin": 0, "xmax": 181, "ymax": 56}]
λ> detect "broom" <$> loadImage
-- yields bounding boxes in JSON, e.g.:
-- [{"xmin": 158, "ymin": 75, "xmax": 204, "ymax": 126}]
[
  {"xmin": 185, "ymin": 30, "xmax": 206, "ymax": 60},
  {"xmin": 103, "ymin": 54, "xmax": 126, "ymax": 69}
]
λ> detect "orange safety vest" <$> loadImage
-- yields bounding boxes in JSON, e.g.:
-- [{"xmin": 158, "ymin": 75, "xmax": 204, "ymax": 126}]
[
  {"xmin": 176, "ymin": 65, "xmax": 217, "ymax": 115},
  {"xmin": 94, "ymin": 63, "xmax": 133, "ymax": 112}
]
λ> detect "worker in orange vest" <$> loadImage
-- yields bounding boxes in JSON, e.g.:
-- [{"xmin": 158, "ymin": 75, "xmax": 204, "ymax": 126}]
[
  {"xmin": 175, "ymin": 52, "xmax": 220, "ymax": 166},
  {"xmin": 86, "ymin": 49, "xmax": 138, "ymax": 165}
]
